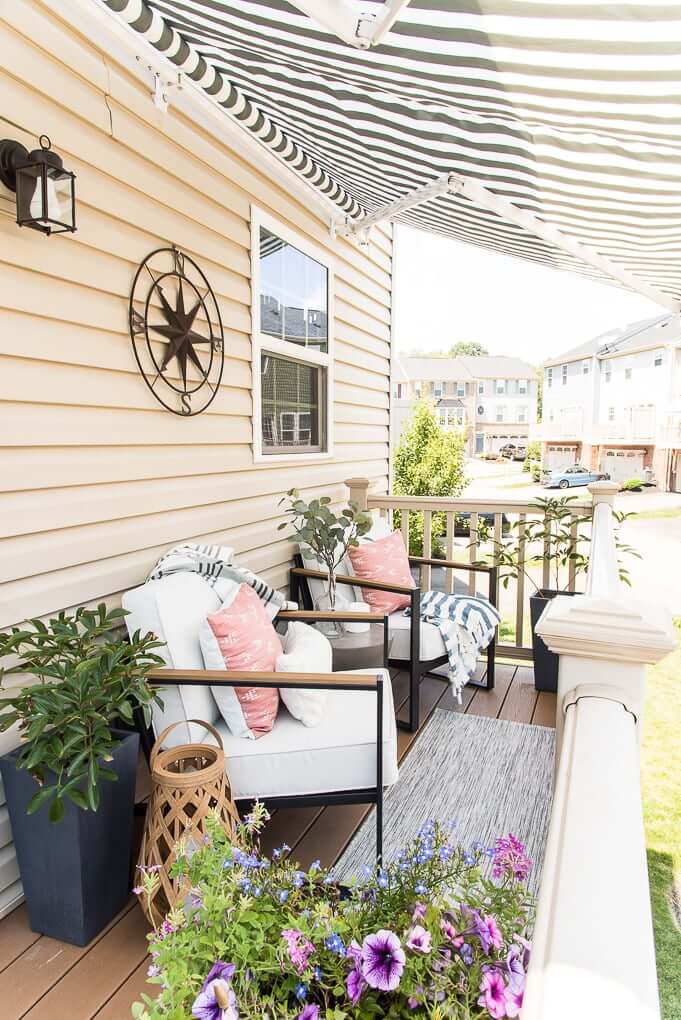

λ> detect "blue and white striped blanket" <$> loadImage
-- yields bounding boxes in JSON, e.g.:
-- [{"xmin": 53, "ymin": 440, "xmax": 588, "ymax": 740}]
[
  {"xmin": 147, "ymin": 543, "xmax": 295, "ymax": 618},
  {"xmin": 406, "ymin": 590, "xmax": 500, "ymax": 700}
]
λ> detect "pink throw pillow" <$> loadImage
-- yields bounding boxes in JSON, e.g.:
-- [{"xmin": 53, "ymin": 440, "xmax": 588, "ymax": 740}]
[
  {"xmin": 203, "ymin": 585, "xmax": 281, "ymax": 739},
  {"xmin": 347, "ymin": 530, "xmax": 415, "ymax": 614}
]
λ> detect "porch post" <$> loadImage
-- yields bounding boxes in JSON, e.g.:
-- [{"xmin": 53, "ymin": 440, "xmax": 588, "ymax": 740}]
[
  {"xmin": 345, "ymin": 477, "xmax": 370, "ymax": 511},
  {"xmin": 536, "ymin": 480, "xmax": 674, "ymax": 756}
]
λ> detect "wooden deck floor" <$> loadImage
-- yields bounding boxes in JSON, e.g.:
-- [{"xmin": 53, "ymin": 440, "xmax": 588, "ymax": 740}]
[{"xmin": 0, "ymin": 662, "xmax": 555, "ymax": 1020}]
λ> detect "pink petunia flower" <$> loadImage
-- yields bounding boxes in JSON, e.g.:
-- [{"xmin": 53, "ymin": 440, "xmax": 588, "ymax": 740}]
[
  {"xmin": 282, "ymin": 929, "xmax": 315, "ymax": 976},
  {"xmin": 475, "ymin": 913, "xmax": 504, "ymax": 955},
  {"xmin": 406, "ymin": 925, "xmax": 432, "ymax": 954},
  {"xmin": 492, "ymin": 833, "xmax": 532, "ymax": 883},
  {"xmin": 505, "ymin": 986, "xmax": 524, "ymax": 1018},
  {"xmin": 478, "ymin": 969, "xmax": 508, "ymax": 1019}
]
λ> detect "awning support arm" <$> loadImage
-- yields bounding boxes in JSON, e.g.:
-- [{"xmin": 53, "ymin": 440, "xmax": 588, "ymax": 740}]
[{"xmin": 334, "ymin": 173, "xmax": 680, "ymax": 313}]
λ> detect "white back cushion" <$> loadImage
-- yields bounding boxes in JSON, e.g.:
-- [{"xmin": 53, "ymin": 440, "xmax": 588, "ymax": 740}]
[
  {"xmin": 122, "ymin": 573, "xmax": 222, "ymax": 745},
  {"xmin": 276, "ymin": 622, "xmax": 332, "ymax": 727}
]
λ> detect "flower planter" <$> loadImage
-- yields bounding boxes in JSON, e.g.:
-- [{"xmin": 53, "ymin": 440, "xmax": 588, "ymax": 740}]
[
  {"xmin": 0, "ymin": 729, "xmax": 139, "ymax": 946},
  {"xmin": 530, "ymin": 589, "xmax": 578, "ymax": 693}
]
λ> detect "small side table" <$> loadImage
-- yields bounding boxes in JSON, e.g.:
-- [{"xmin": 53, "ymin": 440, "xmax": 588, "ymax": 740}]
[{"xmin": 329, "ymin": 622, "xmax": 390, "ymax": 672}]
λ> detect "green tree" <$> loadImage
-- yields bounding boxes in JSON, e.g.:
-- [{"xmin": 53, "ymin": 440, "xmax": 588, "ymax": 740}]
[
  {"xmin": 393, "ymin": 399, "xmax": 467, "ymax": 554},
  {"xmin": 448, "ymin": 340, "xmax": 488, "ymax": 357},
  {"xmin": 536, "ymin": 367, "xmax": 543, "ymax": 422}
]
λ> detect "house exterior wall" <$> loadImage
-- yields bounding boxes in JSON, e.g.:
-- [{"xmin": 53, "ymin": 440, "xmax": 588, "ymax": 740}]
[{"xmin": 0, "ymin": 1, "xmax": 393, "ymax": 913}]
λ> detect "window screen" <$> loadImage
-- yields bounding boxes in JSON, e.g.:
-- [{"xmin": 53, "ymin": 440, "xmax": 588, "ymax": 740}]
[{"xmin": 261, "ymin": 353, "xmax": 324, "ymax": 452}]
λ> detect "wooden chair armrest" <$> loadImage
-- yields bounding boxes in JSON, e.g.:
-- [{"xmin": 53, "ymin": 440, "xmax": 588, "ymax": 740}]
[
  {"xmin": 409, "ymin": 556, "xmax": 494, "ymax": 574},
  {"xmin": 146, "ymin": 667, "xmax": 381, "ymax": 691},
  {"xmin": 277, "ymin": 609, "xmax": 387, "ymax": 623},
  {"xmin": 290, "ymin": 566, "xmax": 415, "ymax": 597}
]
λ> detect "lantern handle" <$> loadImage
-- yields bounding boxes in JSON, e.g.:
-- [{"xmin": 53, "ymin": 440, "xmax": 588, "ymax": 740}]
[
  {"xmin": 150, "ymin": 718, "xmax": 224, "ymax": 768},
  {"xmin": 38, "ymin": 134, "xmax": 51, "ymax": 151}
]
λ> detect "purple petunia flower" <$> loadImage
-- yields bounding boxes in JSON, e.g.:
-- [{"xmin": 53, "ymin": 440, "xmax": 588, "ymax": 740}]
[
  {"xmin": 459, "ymin": 942, "xmax": 474, "ymax": 966},
  {"xmin": 360, "ymin": 930, "xmax": 405, "ymax": 992},
  {"xmin": 346, "ymin": 966, "xmax": 366, "ymax": 1006},
  {"xmin": 412, "ymin": 902, "xmax": 427, "ymax": 921},
  {"xmin": 297, "ymin": 1007, "xmax": 320, "ymax": 1020},
  {"xmin": 506, "ymin": 943, "xmax": 527, "ymax": 994},
  {"xmin": 191, "ymin": 962, "xmax": 238, "ymax": 1020},
  {"xmin": 478, "ymin": 969, "xmax": 507, "ymax": 1020},
  {"xmin": 492, "ymin": 833, "xmax": 532, "ymax": 883},
  {"xmin": 406, "ymin": 925, "xmax": 432, "ymax": 954},
  {"xmin": 474, "ymin": 912, "xmax": 504, "ymax": 955}
]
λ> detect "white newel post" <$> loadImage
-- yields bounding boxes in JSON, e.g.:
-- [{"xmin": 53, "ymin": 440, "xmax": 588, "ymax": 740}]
[
  {"xmin": 523, "ymin": 481, "xmax": 676, "ymax": 1020},
  {"xmin": 345, "ymin": 477, "xmax": 370, "ymax": 511}
]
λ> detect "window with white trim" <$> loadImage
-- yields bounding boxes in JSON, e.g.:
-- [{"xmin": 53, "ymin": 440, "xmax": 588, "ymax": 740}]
[
  {"xmin": 605, "ymin": 365, "xmax": 612, "ymax": 382},
  {"xmin": 582, "ymin": 359, "xmax": 590, "ymax": 374},
  {"xmin": 561, "ymin": 364, "xmax": 568, "ymax": 385},
  {"xmin": 518, "ymin": 378, "xmax": 527, "ymax": 394},
  {"xmin": 478, "ymin": 381, "xmax": 485, "ymax": 395},
  {"xmin": 496, "ymin": 405, "xmax": 506, "ymax": 422},
  {"xmin": 432, "ymin": 381, "xmax": 444, "ymax": 397},
  {"xmin": 518, "ymin": 405, "xmax": 527, "ymax": 423},
  {"xmin": 252, "ymin": 210, "xmax": 332, "ymax": 458},
  {"xmin": 625, "ymin": 366, "xmax": 632, "ymax": 380},
  {"xmin": 547, "ymin": 367, "xmax": 553, "ymax": 388},
  {"xmin": 654, "ymin": 351, "xmax": 663, "ymax": 367},
  {"xmin": 608, "ymin": 407, "xmax": 615, "ymax": 421},
  {"xmin": 457, "ymin": 381, "xmax": 466, "ymax": 397},
  {"xmin": 495, "ymin": 379, "xmax": 506, "ymax": 395}
]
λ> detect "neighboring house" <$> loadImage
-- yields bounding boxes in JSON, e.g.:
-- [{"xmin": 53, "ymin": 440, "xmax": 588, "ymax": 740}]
[
  {"xmin": 535, "ymin": 316, "xmax": 681, "ymax": 489},
  {"xmin": 392, "ymin": 355, "xmax": 537, "ymax": 455}
]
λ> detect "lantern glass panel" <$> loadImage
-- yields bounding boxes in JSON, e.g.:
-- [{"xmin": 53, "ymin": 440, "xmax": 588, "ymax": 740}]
[{"xmin": 15, "ymin": 162, "xmax": 76, "ymax": 233}]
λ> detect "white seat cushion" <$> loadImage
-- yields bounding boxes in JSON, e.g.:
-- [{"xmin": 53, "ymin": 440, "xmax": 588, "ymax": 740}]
[
  {"xmin": 207, "ymin": 668, "xmax": 398, "ymax": 800},
  {"xmin": 122, "ymin": 573, "xmax": 222, "ymax": 744},
  {"xmin": 387, "ymin": 612, "xmax": 447, "ymax": 662}
]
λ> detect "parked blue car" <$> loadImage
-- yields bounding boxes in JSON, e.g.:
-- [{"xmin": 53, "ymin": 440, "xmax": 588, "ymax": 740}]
[{"xmin": 542, "ymin": 464, "xmax": 609, "ymax": 489}]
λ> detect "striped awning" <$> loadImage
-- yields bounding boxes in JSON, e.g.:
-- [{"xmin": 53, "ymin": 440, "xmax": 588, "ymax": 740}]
[{"xmin": 101, "ymin": 0, "xmax": 681, "ymax": 306}]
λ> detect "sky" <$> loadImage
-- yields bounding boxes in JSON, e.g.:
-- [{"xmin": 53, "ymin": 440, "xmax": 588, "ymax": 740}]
[{"xmin": 393, "ymin": 224, "xmax": 663, "ymax": 363}]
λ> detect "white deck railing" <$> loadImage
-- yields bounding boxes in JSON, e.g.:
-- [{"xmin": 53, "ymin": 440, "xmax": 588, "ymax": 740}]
[{"xmin": 523, "ymin": 482, "xmax": 676, "ymax": 1020}]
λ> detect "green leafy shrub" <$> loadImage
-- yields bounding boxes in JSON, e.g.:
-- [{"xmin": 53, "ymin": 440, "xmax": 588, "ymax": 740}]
[
  {"xmin": 530, "ymin": 464, "xmax": 541, "ymax": 483},
  {"xmin": 0, "ymin": 605, "xmax": 164, "ymax": 822},
  {"xmin": 132, "ymin": 808, "xmax": 534, "ymax": 1020},
  {"xmin": 393, "ymin": 400, "xmax": 467, "ymax": 556},
  {"xmin": 522, "ymin": 442, "xmax": 541, "ymax": 473},
  {"xmin": 622, "ymin": 478, "xmax": 643, "ymax": 492}
]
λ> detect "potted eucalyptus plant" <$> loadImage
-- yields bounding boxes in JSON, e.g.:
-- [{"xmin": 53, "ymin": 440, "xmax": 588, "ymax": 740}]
[
  {"xmin": 0, "ymin": 604, "xmax": 164, "ymax": 945},
  {"xmin": 477, "ymin": 496, "xmax": 638, "ymax": 692},
  {"xmin": 278, "ymin": 489, "xmax": 373, "ymax": 635}
]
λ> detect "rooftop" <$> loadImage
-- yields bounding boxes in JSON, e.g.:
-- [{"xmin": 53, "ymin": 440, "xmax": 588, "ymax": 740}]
[{"xmin": 398, "ymin": 355, "xmax": 536, "ymax": 381}]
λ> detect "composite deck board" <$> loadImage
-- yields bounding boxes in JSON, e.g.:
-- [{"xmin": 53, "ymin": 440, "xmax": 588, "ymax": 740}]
[{"xmin": 0, "ymin": 663, "xmax": 554, "ymax": 1019}]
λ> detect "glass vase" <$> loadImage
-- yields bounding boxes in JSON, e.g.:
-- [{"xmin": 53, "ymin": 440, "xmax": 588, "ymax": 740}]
[{"xmin": 314, "ymin": 584, "xmax": 350, "ymax": 639}]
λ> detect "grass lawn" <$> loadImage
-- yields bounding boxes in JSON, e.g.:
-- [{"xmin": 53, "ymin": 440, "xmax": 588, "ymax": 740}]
[
  {"xmin": 633, "ymin": 507, "xmax": 681, "ymax": 522},
  {"xmin": 642, "ymin": 620, "xmax": 681, "ymax": 1020}
]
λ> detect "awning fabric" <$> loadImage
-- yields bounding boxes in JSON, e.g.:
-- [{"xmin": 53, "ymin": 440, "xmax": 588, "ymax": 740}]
[{"xmin": 102, "ymin": 0, "xmax": 681, "ymax": 302}]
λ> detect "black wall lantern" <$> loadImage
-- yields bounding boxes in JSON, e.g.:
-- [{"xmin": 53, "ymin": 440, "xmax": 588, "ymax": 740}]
[{"xmin": 0, "ymin": 135, "xmax": 76, "ymax": 235}]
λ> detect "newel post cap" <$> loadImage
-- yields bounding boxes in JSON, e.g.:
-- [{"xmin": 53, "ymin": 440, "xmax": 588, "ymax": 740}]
[
  {"xmin": 535, "ymin": 592, "xmax": 677, "ymax": 666},
  {"xmin": 345, "ymin": 477, "xmax": 370, "ymax": 509},
  {"xmin": 588, "ymin": 480, "xmax": 620, "ymax": 506}
]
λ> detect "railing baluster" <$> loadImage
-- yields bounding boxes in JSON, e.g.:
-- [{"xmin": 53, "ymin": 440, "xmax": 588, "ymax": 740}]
[
  {"xmin": 568, "ymin": 512, "xmax": 578, "ymax": 592},
  {"xmin": 516, "ymin": 514, "xmax": 526, "ymax": 648},
  {"xmin": 400, "ymin": 509, "xmax": 410, "ymax": 554},
  {"xmin": 469, "ymin": 511, "xmax": 478, "ymax": 594},
  {"xmin": 492, "ymin": 512, "xmax": 502, "ymax": 606},
  {"xmin": 445, "ymin": 511, "xmax": 455, "ymax": 594},
  {"xmin": 422, "ymin": 511, "xmax": 432, "ymax": 590}
]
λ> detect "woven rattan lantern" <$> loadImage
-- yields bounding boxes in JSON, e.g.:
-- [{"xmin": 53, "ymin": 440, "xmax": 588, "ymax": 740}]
[{"xmin": 137, "ymin": 719, "xmax": 240, "ymax": 926}]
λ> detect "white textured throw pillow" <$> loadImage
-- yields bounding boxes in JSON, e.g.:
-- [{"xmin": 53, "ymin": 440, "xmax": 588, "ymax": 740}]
[{"xmin": 275, "ymin": 622, "xmax": 332, "ymax": 727}]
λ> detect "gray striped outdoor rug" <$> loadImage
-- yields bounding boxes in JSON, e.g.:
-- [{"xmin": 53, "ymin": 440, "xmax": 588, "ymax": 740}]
[{"xmin": 334, "ymin": 710, "xmax": 555, "ymax": 896}]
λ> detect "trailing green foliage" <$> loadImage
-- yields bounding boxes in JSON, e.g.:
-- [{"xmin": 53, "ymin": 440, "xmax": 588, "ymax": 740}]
[
  {"xmin": 522, "ymin": 442, "xmax": 541, "ymax": 473},
  {"xmin": 393, "ymin": 400, "xmax": 467, "ymax": 555},
  {"xmin": 278, "ymin": 489, "xmax": 373, "ymax": 606},
  {"xmin": 0, "ymin": 604, "xmax": 165, "ymax": 822}
]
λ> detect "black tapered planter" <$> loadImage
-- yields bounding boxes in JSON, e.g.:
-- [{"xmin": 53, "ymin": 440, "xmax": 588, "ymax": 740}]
[
  {"xmin": 0, "ymin": 729, "xmax": 139, "ymax": 946},
  {"xmin": 530, "ymin": 589, "xmax": 578, "ymax": 693}
]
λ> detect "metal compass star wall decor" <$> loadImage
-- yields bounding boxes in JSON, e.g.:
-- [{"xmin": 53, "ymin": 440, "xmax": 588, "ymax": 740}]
[{"xmin": 128, "ymin": 246, "xmax": 224, "ymax": 416}]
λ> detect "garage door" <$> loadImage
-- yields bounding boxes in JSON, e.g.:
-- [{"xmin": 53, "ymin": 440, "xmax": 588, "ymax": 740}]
[
  {"xmin": 602, "ymin": 449, "xmax": 644, "ymax": 482},
  {"xmin": 545, "ymin": 445, "xmax": 577, "ymax": 471}
]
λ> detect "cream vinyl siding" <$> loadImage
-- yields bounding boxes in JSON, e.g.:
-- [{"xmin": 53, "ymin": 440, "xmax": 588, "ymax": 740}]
[
  {"xmin": 0, "ymin": 1, "xmax": 391, "ymax": 918},
  {"xmin": 0, "ymin": 1, "xmax": 392, "ymax": 634}
]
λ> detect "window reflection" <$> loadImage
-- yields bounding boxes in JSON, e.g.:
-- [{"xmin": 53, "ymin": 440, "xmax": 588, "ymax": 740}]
[{"xmin": 259, "ymin": 227, "xmax": 328, "ymax": 351}]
